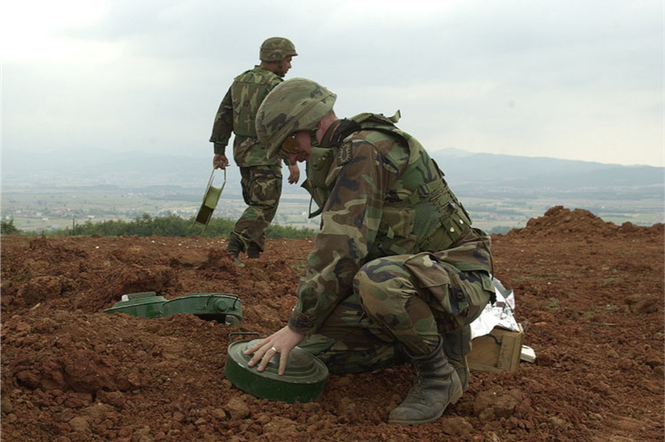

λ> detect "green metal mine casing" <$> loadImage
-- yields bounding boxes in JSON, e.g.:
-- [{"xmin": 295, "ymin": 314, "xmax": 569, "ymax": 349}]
[
  {"xmin": 161, "ymin": 293, "xmax": 242, "ymax": 325},
  {"xmin": 225, "ymin": 336, "xmax": 329, "ymax": 403},
  {"xmin": 103, "ymin": 292, "xmax": 166, "ymax": 319}
]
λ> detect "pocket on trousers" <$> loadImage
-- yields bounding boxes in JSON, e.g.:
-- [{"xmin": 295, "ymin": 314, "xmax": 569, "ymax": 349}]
[{"xmin": 404, "ymin": 254, "xmax": 468, "ymax": 330}]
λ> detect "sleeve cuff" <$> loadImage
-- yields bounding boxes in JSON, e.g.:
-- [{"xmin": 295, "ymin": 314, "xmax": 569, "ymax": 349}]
[
  {"xmin": 288, "ymin": 310, "xmax": 317, "ymax": 335},
  {"xmin": 213, "ymin": 143, "xmax": 226, "ymax": 155}
]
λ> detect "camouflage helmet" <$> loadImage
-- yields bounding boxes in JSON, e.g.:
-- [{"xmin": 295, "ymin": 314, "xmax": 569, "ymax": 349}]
[
  {"xmin": 260, "ymin": 37, "xmax": 298, "ymax": 62},
  {"xmin": 255, "ymin": 78, "xmax": 337, "ymax": 159}
]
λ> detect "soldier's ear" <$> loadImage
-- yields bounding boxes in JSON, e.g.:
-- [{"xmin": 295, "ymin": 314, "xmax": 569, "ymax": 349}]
[{"xmin": 313, "ymin": 120, "xmax": 325, "ymax": 144}]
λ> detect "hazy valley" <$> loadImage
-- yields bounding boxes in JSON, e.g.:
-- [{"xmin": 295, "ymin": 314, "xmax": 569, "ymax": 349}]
[{"xmin": 2, "ymin": 147, "xmax": 663, "ymax": 234}]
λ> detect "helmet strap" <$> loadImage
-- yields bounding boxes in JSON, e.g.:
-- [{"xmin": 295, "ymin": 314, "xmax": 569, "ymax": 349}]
[{"xmin": 276, "ymin": 58, "xmax": 287, "ymax": 77}]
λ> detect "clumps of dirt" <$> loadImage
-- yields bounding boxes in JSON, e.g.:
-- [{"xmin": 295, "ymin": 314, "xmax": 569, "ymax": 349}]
[
  {"xmin": 1, "ymin": 208, "xmax": 663, "ymax": 442},
  {"xmin": 18, "ymin": 275, "xmax": 78, "ymax": 306},
  {"xmin": 28, "ymin": 235, "xmax": 89, "ymax": 262},
  {"xmin": 199, "ymin": 248, "xmax": 241, "ymax": 274},
  {"xmin": 473, "ymin": 388, "xmax": 526, "ymax": 423},
  {"xmin": 625, "ymin": 294, "xmax": 661, "ymax": 314},
  {"xmin": 0, "ymin": 236, "xmax": 86, "ymax": 309},
  {"xmin": 439, "ymin": 415, "xmax": 474, "ymax": 437},
  {"xmin": 4, "ymin": 313, "xmax": 133, "ymax": 395},
  {"xmin": 86, "ymin": 264, "xmax": 180, "ymax": 312},
  {"xmin": 506, "ymin": 205, "xmax": 663, "ymax": 238}
]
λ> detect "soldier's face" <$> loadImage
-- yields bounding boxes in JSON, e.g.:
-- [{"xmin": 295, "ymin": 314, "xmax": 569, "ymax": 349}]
[
  {"xmin": 285, "ymin": 130, "xmax": 312, "ymax": 164},
  {"xmin": 280, "ymin": 56, "xmax": 293, "ymax": 76}
]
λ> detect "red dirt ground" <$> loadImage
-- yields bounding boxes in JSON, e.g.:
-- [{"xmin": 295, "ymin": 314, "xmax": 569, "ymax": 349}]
[{"xmin": 1, "ymin": 206, "xmax": 663, "ymax": 442}]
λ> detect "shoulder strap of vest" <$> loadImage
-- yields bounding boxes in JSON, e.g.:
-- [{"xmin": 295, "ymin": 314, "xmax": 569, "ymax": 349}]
[
  {"xmin": 350, "ymin": 111, "xmax": 411, "ymax": 149},
  {"xmin": 234, "ymin": 66, "xmax": 278, "ymax": 84},
  {"xmin": 350, "ymin": 110, "xmax": 401, "ymax": 126}
]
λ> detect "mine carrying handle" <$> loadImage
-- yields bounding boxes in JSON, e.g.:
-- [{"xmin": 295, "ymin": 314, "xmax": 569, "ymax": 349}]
[
  {"xmin": 228, "ymin": 332, "xmax": 261, "ymax": 343},
  {"xmin": 206, "ymin": 167, "xmax": 227, "ymax": 195},
  {"xmin": 206, "ymin": 294, "xmax": 241, "ymax": 311}
]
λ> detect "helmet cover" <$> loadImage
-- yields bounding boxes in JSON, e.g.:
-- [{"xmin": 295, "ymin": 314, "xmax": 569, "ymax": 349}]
[{"xmin": 255, "ymin": 78, "xmax": 337, "ymax": 158}]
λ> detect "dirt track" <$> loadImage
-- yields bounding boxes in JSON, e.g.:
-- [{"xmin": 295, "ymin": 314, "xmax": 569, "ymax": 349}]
[{"xmin": 1, "ymin": 206, "xmax": 663, "ymax": 442}]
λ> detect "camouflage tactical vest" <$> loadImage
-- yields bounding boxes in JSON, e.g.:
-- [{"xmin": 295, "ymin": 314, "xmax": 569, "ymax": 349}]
[
  {"xmin": 230, "ymin": 67, "xmax": 282, "ymax": 137},
  {"xmin": 304, "ymin": 113, "xmax": 473, "ymax": 258}
]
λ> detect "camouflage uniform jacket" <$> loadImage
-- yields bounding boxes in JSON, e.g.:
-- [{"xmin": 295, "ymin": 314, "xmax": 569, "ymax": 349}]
[
  {"xmin": 209, "ymin": 66, "xmax": 282, "ymax": 167},
  {"xmin": 289, "ymin": 114, "xmax": 493, "ymax": 336}
]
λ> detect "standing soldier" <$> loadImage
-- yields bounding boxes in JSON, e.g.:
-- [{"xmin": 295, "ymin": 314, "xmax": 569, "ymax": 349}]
[
  {"xmin": 209, "ymin": 37, "xmax": 299, "ymax": 260},
  {"xmin": 245, "ymin": 78, "xmax": 496, "ymax": 425}
]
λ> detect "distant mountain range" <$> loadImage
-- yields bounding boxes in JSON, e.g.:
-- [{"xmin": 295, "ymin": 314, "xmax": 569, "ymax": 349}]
[
  {"xmin": 2, "ymin": 147, "xmax": 664, "ymax": 201},
  {"xmin": 431, "ymin": 150, "xmax": 664, "ymax": 198}
]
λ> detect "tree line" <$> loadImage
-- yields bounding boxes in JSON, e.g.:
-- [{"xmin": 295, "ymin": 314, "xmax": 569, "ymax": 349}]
[
  {"xmin": 0, "ymin": 214, "xmax": 515, "ymax": 237},
  {"xmin": 1, "ymin": 220, "xmax": 20, "ymax": 235},
  {"xmin": 0, "ymin": 214, "xmax": 316, "ymax": 239}
]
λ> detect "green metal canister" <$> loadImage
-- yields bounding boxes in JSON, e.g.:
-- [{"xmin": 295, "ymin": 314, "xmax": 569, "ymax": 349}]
[
  {"xmin": 103, "ymin": 292, "xmax": 166, "ymax": 318},
  {"xmin": 224, "ymin": 334, "xmax": 328, "ymax": 403}
]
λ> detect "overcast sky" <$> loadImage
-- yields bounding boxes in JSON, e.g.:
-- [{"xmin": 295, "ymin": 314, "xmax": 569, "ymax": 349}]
[{"xmin": 2, "ymin": 0, "xmax": 663, "ymax": 167}]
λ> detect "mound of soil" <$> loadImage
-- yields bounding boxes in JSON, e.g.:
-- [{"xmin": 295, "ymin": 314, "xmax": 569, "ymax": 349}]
[
  {"xmin": 509, "ymin": 205, "xmax": 665, "ymax": 239},
  {"xmin": 2, "ymin": 207, "xmax": 663, "ymax": 442}
]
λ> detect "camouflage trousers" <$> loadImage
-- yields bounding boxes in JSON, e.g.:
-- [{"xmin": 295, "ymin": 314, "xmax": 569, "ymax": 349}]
[
  {"xmin": 299, "ymin": 253, "xmax": 494, "ymax": 374},
  {"xmin": 232, "ymin": 164, "xmax": 282, "ymax": 251}
]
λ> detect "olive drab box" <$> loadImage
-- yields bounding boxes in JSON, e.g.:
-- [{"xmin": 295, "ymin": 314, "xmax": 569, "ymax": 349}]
[
  {"xmin": 194, "ymin": 168, "xmax": 226, "ymax": 230},
  {"xmin": 467, "ymin": 324, "xmax": 525, "ymax": 373}
]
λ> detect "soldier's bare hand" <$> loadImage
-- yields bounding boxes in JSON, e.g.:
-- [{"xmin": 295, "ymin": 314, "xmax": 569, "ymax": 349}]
[
  {"xmin": 287, "ymin": 164, "xmax": 300, "ymax": 184},
  {"xmin": 244, "ymin": 326, "xmax": 305, "ymax": 375},
  {"xmin": 213, "ymin": 154, "xmax": 229, "ymax": 169}
]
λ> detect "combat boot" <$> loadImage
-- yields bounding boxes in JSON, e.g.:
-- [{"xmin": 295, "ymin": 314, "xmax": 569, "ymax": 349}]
[
  {"xmin": 247, "ymin": 244, "xmax": 261, "ymax": 259},
  {"xmin": 441, "ymin": 325, "xmax": 472, "ymax": 392},
  {"xmin": 388, "ymin": 336, "xmax": 463, "ymax": 425},
  {"xmin": 226, "ymin": 236, "xmax": 244, "ymax": 259}
]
